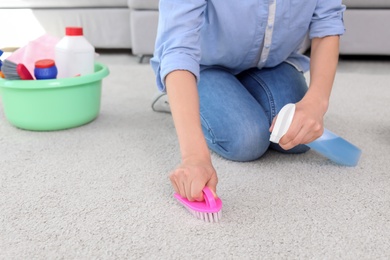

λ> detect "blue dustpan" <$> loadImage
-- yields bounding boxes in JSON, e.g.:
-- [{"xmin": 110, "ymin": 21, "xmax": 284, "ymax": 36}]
[{"xmin": 270, "ymin": 104, "xmax": 362, "ymax": 167}]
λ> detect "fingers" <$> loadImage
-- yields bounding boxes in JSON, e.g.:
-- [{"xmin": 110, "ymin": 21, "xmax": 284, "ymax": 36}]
[
  {"xmin": 169, "ymin": 168, "xmax": 204, "ymax": 202},
  {"xmin": 169, "ymin": 169, "xmax": 186, "ymax": 197},
  {"xmin": 191, "ymin": 181, "xmax": 204, "ymax": 201},
  {"xmin": 279, "ymin": 118, "xmax": 323, "ymax": 150},
  {"xmin": 206, "ymin": 174, "xmax": 218, "ymax": 198},
  {"xmin": 169, "ymin": 164, "xmax": 218, "ymax": 202},
  {"xmin": 269, "ymin": 115, "xmax": 277, "ymax": 132},
  {"xmin": 279, "ymin": 121, "xmax": 303, "ymax": 150}
]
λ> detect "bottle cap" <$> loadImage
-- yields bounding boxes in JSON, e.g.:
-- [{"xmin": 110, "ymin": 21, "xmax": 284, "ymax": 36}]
[
  {"xmin": 35, "ymin": 59, "xmax": 55, "ymax": 68},
  {"xmin": 66, "ymin": 27, "xmax": 83, "ymax": 36}
]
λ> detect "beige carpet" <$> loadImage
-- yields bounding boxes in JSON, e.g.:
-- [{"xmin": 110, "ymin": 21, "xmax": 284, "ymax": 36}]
[{"xmin": 1, "ymin": 52, "xmax": 389, "ymax": 259}]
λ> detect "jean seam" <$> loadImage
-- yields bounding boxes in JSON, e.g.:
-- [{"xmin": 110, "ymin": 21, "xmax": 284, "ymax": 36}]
[
  {"xmin": 243, "ymin": 70, "xmax": 276, "ymax": 123},
  {"xmin": 200, "ymin": 113, "xmax": 229, "ymax": 153}
]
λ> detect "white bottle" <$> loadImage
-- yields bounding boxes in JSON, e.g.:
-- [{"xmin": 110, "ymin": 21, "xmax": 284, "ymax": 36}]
[{"xmin": 55, "ymin": 27, "xmax": 95, "ymax": 78}]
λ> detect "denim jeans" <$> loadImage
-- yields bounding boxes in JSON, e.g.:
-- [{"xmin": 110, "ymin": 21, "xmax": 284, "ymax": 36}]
[{"xmin": 198, "ymin": 62, "xmax": 310, "ymax": 162}]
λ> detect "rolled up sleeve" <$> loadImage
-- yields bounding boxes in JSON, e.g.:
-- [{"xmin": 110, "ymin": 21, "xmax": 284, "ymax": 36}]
[
  {"xmin": 309, "ymin": 0, "xmax": 346, "ymax": 39},
  {"xmin": 150, "ymin": 0, "xmax": 207, "ymax": 92}
]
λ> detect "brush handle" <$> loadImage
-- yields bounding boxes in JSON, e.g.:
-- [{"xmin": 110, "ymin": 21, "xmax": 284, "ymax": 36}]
[
  {"xmin": 174, "ymin": 187, "xmax": 222, "ymax": 213},
  {"xmin": 17, "ymin": 64, "xmax": 34, "ymax": 80},
  {"xmin": 203, "ymin": 187, "xmax": 217, "ymax": 208}
]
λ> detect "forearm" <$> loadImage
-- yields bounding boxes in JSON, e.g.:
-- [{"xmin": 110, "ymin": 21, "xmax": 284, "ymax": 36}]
[
  {"xmin": 165, "ymin": 70, "xmax": 211, "ymax": 163},
  {"xmin": 277, "ymin": 36, "xmax": 341, "ymax": 148},
  {"xmin": 306, "ymin": 35, "xmax": 340, "ymax": 112}
]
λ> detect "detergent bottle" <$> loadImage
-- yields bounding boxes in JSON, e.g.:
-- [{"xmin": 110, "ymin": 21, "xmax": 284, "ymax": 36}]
[{"xmin": 55, "ymin": 27, "xmax": 95, "ymax": 78}]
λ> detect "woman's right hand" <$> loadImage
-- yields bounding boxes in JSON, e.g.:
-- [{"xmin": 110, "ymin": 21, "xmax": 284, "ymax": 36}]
[
  {"xmin": 169, "ymin": 158, "xmax": 218, "ymax": 202},
  {"xmin": 165, "ymin": 70, "xmax": 217, "ymax": 201}
]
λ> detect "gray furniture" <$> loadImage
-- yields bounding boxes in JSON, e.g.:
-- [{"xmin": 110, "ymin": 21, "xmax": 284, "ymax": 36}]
[
  {"xmin": 2, "ymin": 0, "xmax": 388, "ymax": 57},
  {"xmin": 340, "ymin": 0, "xmax": 390, "ymax": 55},
  {"xmin": 129, "ymin": 0, "xmax": 390, "ymax": 59},
  {"xmin": 128, "ymin": 0, "xmax": 159, "ymax": 62},
  {"xmin": 0, "ymin": 0, "xmax": 132, "ymax": 49}
]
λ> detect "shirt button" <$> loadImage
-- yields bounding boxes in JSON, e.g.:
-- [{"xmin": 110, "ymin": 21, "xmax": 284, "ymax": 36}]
[
  {"xmin": 262, "ymin": 59, "xmax": 267, "ymax": 63},
  {"xmin": 265, "ymin": 44, "xmax": 270, "ymax": 49},
  {"xmin": 268, "ymin": 24, "xmax": 273, "ymax": 29}
]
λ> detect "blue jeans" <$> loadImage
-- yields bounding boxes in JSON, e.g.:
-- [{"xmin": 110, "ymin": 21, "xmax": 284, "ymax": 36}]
[{"xmin": 198, "ymin": 62, "xmax": 310, "ymax": 162}]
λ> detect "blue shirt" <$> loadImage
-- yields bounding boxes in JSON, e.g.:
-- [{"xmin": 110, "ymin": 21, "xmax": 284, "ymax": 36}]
[{"xmin": 151, "ymin": 0, "xmax": 346, "ymax": 92}]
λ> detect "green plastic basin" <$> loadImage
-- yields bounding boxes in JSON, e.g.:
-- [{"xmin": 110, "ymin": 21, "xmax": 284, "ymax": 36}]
[{"xmin": 0, "ymin": 62, "xmax": 109, "ymax": 131}]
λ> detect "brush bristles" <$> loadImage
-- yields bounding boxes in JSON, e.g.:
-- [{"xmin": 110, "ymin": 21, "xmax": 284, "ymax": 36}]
[
  {"xmin": 2, "ymin": 59, "xmax": 21, "ymax": 80},
  {"xmin": 183, "ymin": 205, "xmax": 222, "ymax": 223}
]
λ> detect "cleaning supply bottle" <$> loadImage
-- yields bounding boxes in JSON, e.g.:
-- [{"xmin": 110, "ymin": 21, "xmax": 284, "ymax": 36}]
[
  {"xmin": 270, "ymin": 103, "xmax": 362, "ymax": 167},
  {"xmin": 34, "ymin": 59, "xmax": 58, "ymax": 80},
  {"xmin": 304, "ymin": 128, "xmax": 361, "ymax": 166},
  {"xmin": 55, "ymin": 27, "xmax": 95, "ymax": 78}
]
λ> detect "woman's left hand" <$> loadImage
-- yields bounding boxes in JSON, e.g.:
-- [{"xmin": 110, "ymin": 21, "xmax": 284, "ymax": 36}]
[{"xmin": 270, "ymin": 96, "xmax": 327, "ymax": 151}]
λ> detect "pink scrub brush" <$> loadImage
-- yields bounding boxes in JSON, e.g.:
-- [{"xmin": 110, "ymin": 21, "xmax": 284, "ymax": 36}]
[{"xmin": 174, "ymin": 187, "xmax": 222, "ymax": 222}]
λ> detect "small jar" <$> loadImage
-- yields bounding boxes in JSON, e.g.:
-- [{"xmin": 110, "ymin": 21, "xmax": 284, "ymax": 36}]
[{"xmin": 34, "ymin": 59, "xmax": 58, "ymax": 80}]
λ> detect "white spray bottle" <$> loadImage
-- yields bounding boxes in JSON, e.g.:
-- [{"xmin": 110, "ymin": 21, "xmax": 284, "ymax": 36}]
[{"xmin": 270, "ymin": 103, "xmax": 362, "ymax": 166}]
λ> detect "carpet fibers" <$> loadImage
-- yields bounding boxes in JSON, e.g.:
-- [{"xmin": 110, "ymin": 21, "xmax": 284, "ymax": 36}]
[{"xmin": 1, "ymin": 53, "xmax": 389, "ymax": 259}]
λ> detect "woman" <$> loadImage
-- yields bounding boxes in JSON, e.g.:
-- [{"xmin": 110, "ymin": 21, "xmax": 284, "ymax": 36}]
[{"xmin": 151, "ymin": 1, "xmax": 346, "ymax": 201}]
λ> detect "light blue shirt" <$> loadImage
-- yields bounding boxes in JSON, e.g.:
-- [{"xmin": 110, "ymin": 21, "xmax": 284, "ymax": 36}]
[{"xmin": 151, "ymin": 0, "xmax": 346, "ymax": 92}]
